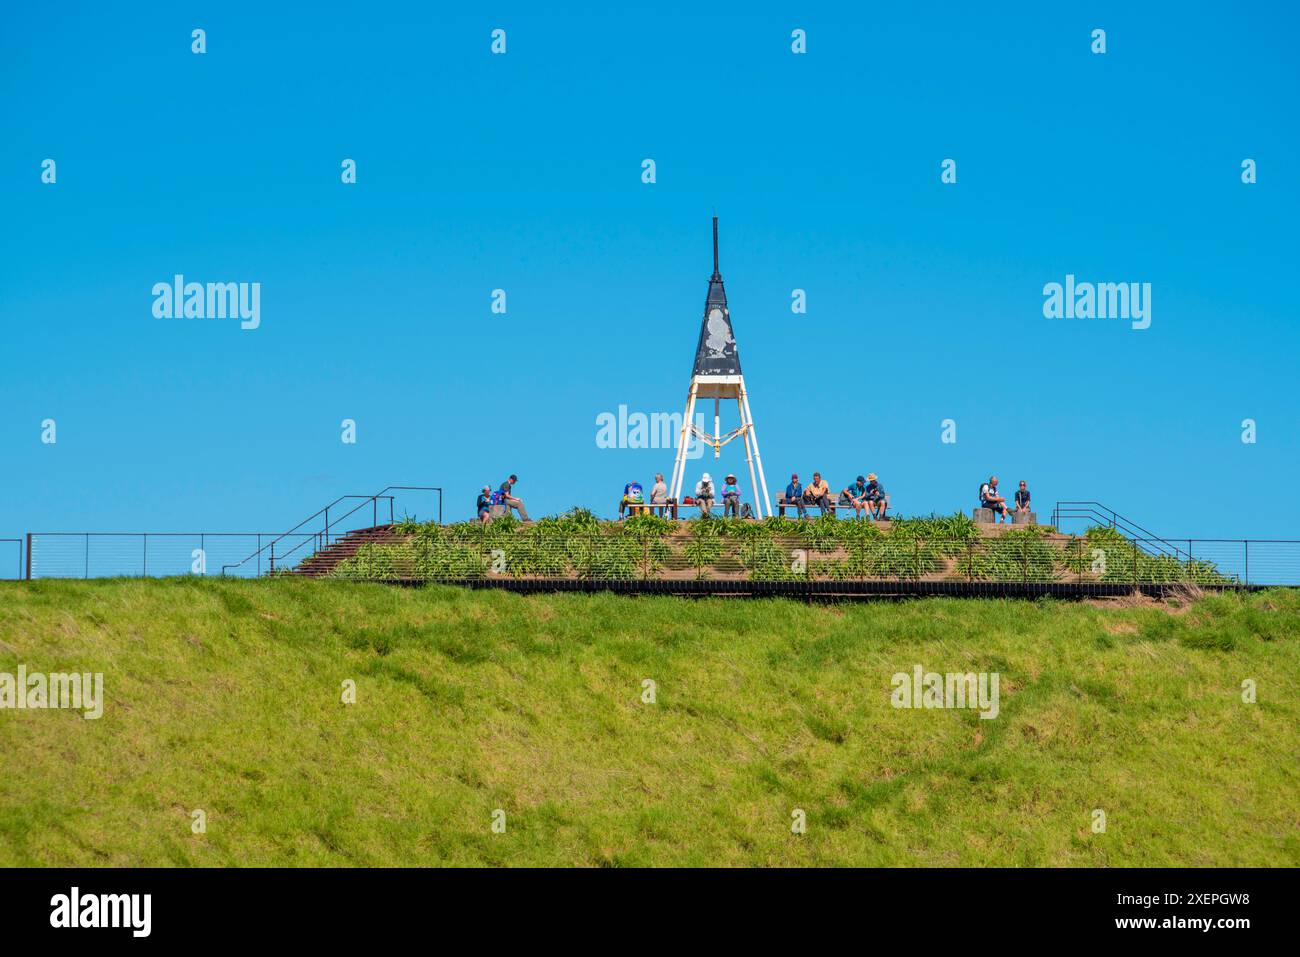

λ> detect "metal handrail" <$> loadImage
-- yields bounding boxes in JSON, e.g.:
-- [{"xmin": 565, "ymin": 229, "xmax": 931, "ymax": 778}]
[
  {"xmin": 219, "ymin": 485, "xmax": 443, "ymax": 575},
  {"xmin": 1050, "ymin": 501, "xmax": 1189, "ymax": 560}
]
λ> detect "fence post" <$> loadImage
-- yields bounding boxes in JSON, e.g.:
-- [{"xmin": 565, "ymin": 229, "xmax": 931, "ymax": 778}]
[
  {"xmin": 25, "ymin": 533, "xmax": 32, "ymax": 580},
  {"xmin": 85, "ymin": 533, "xmax": 89, "ymax": 579},
  {"xmin": 1244, "ymin": 540, "xmax": 1249, "ymax": 588},
  {"xmin": 143, "ymin": 534, "xmax": 148, "ymax": 577},
  {"xmin": 1132, "ymin": 539, "xmax": 1138, "ymax": 590}
]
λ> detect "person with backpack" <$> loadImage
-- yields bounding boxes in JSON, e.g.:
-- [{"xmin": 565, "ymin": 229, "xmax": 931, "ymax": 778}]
[
  {"xmin": 979, "ymin": 476, "xmax": 1010, "ymax": 523},
  {"xmin": 694, "ymin": 472, "xmax": 716, "ymax": 517}
]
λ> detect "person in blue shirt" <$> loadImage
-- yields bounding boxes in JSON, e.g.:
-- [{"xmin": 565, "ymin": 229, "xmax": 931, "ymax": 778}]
[
  {"xmin": 865, "ymin": 473, "xmax": 888, "ymax": 520},
  {"xmin": 619, "ymin": 480, "xmax": 644, "ymax": 519},
  {"xmin": 778, "ymin": 473, "xmax": 807, "ymax": 518},
  {"xmin": 842, "ymin": 475, "xmax": 870, "ymax": 518},
  {"xmin": 476, "ymin": 485, "xmax": 492, "ymax": 524}
]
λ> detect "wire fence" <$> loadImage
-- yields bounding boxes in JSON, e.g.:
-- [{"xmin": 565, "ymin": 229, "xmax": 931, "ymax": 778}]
[
  {"xmin": 18, "ymin": 528, "xmax": 1300, "ymax": 588},
  {"xmin": 321, "ymin": 533, "xmax": 1300, "ymax": 587},
  {"xmin": 26, "ymin": 533, "xmax": 325, "ymax": 579}
]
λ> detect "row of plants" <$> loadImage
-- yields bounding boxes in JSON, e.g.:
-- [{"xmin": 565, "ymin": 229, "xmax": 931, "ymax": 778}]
[{"xmin": 329, "ymin": 518, "xmax": 1235, "ymax": 584}]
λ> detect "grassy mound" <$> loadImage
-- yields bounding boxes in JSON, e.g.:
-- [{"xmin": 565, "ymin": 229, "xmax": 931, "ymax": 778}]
[{"xmin": 1, "ymin": 579, "xmax": 1295, "ymax": 866}]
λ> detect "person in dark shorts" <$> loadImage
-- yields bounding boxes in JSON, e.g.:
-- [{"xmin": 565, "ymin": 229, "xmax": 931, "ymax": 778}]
[
  {"xmin": 476, "ymin": 485, "xmax": 492, "ymax": 523},
  {"xmin": 865, "ymin": 473, "xmax": 888, "ymax": 520},
  {"xmin": 980, "ymin": 476, "xmax": 1010, "ymax": 523}
]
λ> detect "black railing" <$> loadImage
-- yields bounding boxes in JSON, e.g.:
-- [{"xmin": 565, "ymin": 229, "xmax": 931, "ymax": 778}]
[
  {"xmin": 219, "ymin": 485, "xmax": 442, "ymax": 576},
  {"xmin": 1050, "ymin": 501, "xmax": 1188, "ymax": 560},
  {"xmin": 18, "ymin": 531, "xmax": 1300, "ymax": 587},
  {"xmin": 19, "ymin": 485, "xmax": 443, "ymax": 580}
]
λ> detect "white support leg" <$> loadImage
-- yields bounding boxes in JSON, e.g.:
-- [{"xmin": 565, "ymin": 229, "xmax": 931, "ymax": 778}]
[
  {"xmin": 739, "ymin": 396, "xmax": 762, "ymax": 519},
  {"xmin": 670, "ymin": 383, "xmax": 698, "ymax": 504},
  {"xmin": 713, "ymin": 398, "xmax": 721, "ymax": 459},
  {"xmin": 741, "ymin": 384, "xmax": 771, "ymax": 518}
]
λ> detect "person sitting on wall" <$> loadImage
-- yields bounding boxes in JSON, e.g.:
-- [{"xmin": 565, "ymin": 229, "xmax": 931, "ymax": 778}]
[
  {"xmin": 499, "ymin": 474, "xmax": 531, "ymax": 522},
  {"xmin": 803, "ymin": 472, "xmax": 832, "ymax": 516},
  {"xmin": 979, "ymin": 475, "xmax": 1010, "ymax": 523},
  {"xmin": 1014, "ymin": 480, "xmax": 1031, "ymax": 516},
  {"xmin": 694, "ymin": 472, "xmax": 716, "ymax": 517},
  {"xmin": 619, "ymin": 480, "xmax": 644, "ymax": 519},
  {"xmin": 865, "ymin": 473, "xmax": 888, "ymax": 520},
  {"xmin": 778, "ymin": 473, "xmax": 807, "ymax": 518},
  {"xmin": 477, "ymin": 485, "xmax": 493, "ymax": 524},
  {"xmin": 722, "ymin": 474, "xmax": 742, "ymax": 518},
  {"xmin": 841, "ymin": 475, "xmax": 870, "ymax": 518}
]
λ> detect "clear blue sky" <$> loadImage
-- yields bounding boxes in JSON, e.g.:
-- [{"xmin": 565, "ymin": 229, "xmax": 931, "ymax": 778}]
[{"xmin": 2, "ymin": 1, "xmax": 1297, "ymax": 541}]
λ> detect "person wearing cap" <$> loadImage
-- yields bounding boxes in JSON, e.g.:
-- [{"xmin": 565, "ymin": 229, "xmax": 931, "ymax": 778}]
[
  {"xmin": 842, "ymin": 475, "xmax": 870, "ymax": 518},
  {"xmin": 476, "ymin": 485, "xmax": 493, "ymax": 524},
  {"xmin": 778, "ymin": 473, "xmax": 807, "ymax": 518},
  {"xmin": 803, "ymin": 472, "xmax": 832, "ymax": 516},
  {"xmin": 865, "ymin": 473, "xmax": 888, "ymax": 520},
  {"xmin": 694, "ymin": 472, "xmax": 716, "ymax": 517},
  {"xmin": 499, "ymin": 474, "xmax": 531, "ymax": 521},
  {"xmin": 722, "ymin": 473, "xmax": 742, "ymax": 518}
]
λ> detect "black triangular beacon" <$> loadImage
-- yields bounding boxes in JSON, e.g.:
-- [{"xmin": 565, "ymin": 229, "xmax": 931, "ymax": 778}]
[{"xmin": 692, "ymin": 217, "xmax": 742, "ymax": 378}]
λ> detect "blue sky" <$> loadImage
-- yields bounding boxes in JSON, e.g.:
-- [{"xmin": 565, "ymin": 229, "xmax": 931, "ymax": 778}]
[{"xmin": 2, "ymin": 1, "xmax": 1297, "ymax": 544}]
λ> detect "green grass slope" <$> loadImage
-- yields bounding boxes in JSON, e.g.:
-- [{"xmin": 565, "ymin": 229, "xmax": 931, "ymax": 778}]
[{"xmin": 1, "ymin": 579, "xmax": 1296, "ymax": 867}]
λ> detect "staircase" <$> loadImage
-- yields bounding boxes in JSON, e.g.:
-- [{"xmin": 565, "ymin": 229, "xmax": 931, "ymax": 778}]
[{"xmin": 292, "ymin": 525, "xmax": 404, "ymax": 577}]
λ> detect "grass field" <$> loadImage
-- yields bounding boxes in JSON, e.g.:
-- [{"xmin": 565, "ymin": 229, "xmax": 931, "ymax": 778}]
[{"xmin": 1, "ymin": 579, "xmax": 1296, "ymax": 867}]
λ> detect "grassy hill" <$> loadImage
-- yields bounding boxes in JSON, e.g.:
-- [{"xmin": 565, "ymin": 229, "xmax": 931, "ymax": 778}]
[{"xmin": 1, "ymin": 579, "xmax": 1296, "ymax": 867}]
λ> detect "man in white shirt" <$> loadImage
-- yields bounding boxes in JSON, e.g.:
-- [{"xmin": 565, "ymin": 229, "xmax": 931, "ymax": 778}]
[{"xmin": 694, "ymin": 472, "xmax": 716, "ymax": 517}]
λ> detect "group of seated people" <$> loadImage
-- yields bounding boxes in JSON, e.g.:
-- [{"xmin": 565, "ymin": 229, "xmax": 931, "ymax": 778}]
[
  {"xmin": 615, "ymin": 470, "xmax": 891, "ymax": 520},
  {"xmin": 616, "ymin": 472, "xmax": 753, "ymax": 519},
  {"xmin": 777, "ymin": 472, "xmax": 889, "ymax": 519},
  {"xmin": 978, "ymin": 476, "xmax": 1031, "ymax": 523},
  {"xmin": 619, "ymin": 473, "xmax": 676, "ymax": 519}
]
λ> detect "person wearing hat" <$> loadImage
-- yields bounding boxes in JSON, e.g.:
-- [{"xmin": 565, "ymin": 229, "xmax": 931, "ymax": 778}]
[
  {"xmin": 722, "ymin": 473, "xmax": 742, "ymax": 518},
  {"xmin": 842, "ymin": 475, "xmax": 871, "ymax": 519},
  {"xmin": 476, "ymin": 485, "xmax": 493, "ymax": 524},
  {"xmin": 778, "ymin": 472, "xmax": 807, "ymax": 518},
  {"xmin": 865, "ymin": 473, "xmax": 888, "ymax": 520},
  {"xmin": 694, "ymin": 472, "xmax": 716, "ymax": 517}
]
